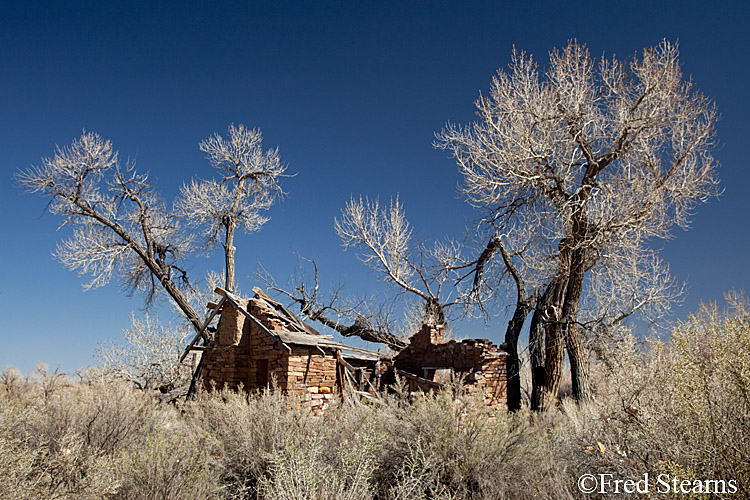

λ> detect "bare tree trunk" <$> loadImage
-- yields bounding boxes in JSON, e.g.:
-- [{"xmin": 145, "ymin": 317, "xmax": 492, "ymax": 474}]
[
  {"xmin": 566, "ymin": 327, "xmax": 590, "ymax": 403},
  {"xmin": 543, "ymin": 305, "xmax": 565, "ymax": 410},
  {"xmin": 528, "ymin": 309, "xmax": 547, "ymax": 411},
  {"xmin": 161, "ymin": 276, "xmax": 204, "ymax": 333},
  {"xmin": 224, "ymin": 220, "xmax": 236, "ymax": 293},
  {"xmin": 530, "ymin": 273, "xmax": 567, "ymax": 411},
  {"xmin": 504, "ymin": 301, "xmax": 532, "ymax": 411},
  {"xmin": 530, "ymin": 301, "xmax": 556, "ymax": 411},
  {"xmin": 529, "ymin": 309, "xmax": 544, "ymax": 411},
  {"xmin": 561, "ymin": 245, "xmax": 591, "ymax": 404},
  {"xmin": 424, "ymin": 298, "xmax": 446, "ymax": 326}
]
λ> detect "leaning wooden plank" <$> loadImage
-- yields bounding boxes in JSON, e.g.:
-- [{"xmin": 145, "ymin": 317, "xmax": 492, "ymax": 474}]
[
  {"xmin": 353, "ymin": 390, "xmax": 375, "ymax": 401},
  {"xmin": 344, "ymin": 364, "xmax": 359, "ymax": 389},
  {"xmin": 338, "ymin": 350, "xmax": 380, "ymax": 362},
  {"xmin": 219, "ymin": 288, "xmax": 291, "ymax": 353},
  {"xmin": 185, "ymin": 358, "xmax": 204, "ymax": 400},
  {"xmin": 251, "ymin": 287, "xmax": 303, "ymax": 329},
  {"xmin": 337, "ymin": 355, "xmax": 356, "ymax": 372},
  {"xmin": 274, "ymin": 332, "xmax": 365, "ymax": 360},
  {"xmin": 395, "ymin": 368, "xmax": 444, "ymax": 389},
  {"xmin": 275, "ymin": 331, "xmax": 323, "ymax": 345},
  {"xmin": 280, "ymin": 304, "xmax": 320, "ymax": 336},
  {"xmin": 275, "ymin": 333, "xmax": 315, "ymax": 347},
  {"xmin": 180, "ymin": 295, "xmax": 227, "ymax": 362},
  {"xmin": 291, "ymin": 314, "xmax": 321, "ymax": 336},
  {"xmin": 335, "ymin": 350, "xmax": 346, "ymax": 396},
  {"xmin": 273, "ymin": 332, "xmax": 376, "ymax": 362},
  {"xmin": 316, "ymin": 339, "xmax": 381, "ymax": 358},
  {"xmin": 364, "ymin": 376, "xmax": 380, "ymax": 397},
  {"xmin": 216, "ymin": 287, "xmax": 291, "ymax": 354}
]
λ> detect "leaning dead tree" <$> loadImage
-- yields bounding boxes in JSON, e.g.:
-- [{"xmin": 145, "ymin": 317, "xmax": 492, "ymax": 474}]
[
  {"xmin": 438, "ymin": 40, "xmax": 720, "ymax": 409},
  {"xmin": 176, "ymin": 124, "xmax": 287, "ymax": 293},
  {"xmin": 16, "ymin": 132, "xmax": 204, "ymax": 333},
  {"xmin": 262, "ymin": 259, "xmax": 409, "ymax": 351}
]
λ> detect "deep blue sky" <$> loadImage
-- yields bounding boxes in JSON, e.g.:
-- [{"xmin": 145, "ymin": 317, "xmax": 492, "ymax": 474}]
[{"xmin": 2, "ymin": 1, "xmax": 748, "ymax": 374}]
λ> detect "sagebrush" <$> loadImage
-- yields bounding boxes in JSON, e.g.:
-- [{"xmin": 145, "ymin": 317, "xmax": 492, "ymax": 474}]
[{"xmin": 2, "ymin": 298, "xmax": 747, "ymax": 499}]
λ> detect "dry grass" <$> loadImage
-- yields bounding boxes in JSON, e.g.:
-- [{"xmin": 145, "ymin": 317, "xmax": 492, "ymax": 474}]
[{"xmin": 1, "ymin": 298, "xmax": 748, "ymax": 499}]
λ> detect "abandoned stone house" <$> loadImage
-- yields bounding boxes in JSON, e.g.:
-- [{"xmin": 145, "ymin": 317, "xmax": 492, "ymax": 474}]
[
  {"xmin": 188, "ymin": 287, "xmax": 380, "ymax": 412},
  {"xmin": 187, "ymin": 287, "xmax": 508, "ymax": 410},
  {"xmin": 392, "ymin": 323, "xmax": 508, "ymax": 406}
]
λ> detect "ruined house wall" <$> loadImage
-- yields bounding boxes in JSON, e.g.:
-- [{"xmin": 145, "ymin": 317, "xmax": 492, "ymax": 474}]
[
  {"xmin": 202, "ymin": 296, "xmax": 338, "ymax": 413},
  {"xmin": 285, "ymin": 347, "xmax": 337, "ymax": 413},
  {"xmin": 202, "ymin": 297, "xmax": 256, "ymax": 390},
  {"xmin": 393, "ymin": 324, "xmax": 508, "ymax": 407}
]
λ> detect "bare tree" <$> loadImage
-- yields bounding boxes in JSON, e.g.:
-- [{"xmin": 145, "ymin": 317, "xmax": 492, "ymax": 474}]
[
  {"xmin": 16, "ymin": 132, "xmax": 204, "ymax": 332},
  {"xmin": 176, "ymin": 124, "xmax": 287, "ymax": 292},
  {"xmin": 438, "ymin": 40, "xmax": 719, "ymax": 409},
  {"xmin": 96, "ymin": 313, "xmax": 192, "ymax": 391},
  {"xmin": 335, "ymin": 196, "xmax": 465, "ymax": 327}
]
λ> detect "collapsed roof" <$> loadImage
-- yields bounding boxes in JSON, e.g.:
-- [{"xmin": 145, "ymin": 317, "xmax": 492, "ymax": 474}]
[{"xmin": 182, "ymin": 287, "xmax": 380, "ymax": 363}]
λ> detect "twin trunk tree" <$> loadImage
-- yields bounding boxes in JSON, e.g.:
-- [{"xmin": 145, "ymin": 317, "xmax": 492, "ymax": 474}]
[{"xmin": 439, "ymin": 40, "xmax": 720, "ymax": 411}]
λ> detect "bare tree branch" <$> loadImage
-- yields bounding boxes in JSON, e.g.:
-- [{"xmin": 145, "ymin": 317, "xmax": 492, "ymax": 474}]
[
  {"xmin": 16, "ymin": 132, "xmax": 204, "ymax": 333},
  {"xmin": 259, "ymin": 260, "xmax": 409, "ymax": 350}
]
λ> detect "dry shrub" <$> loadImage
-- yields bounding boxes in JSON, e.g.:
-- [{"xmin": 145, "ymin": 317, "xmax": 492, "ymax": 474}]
[
  {"xmin": 567, "ymin": 293, "xmax": 750, "ymax": 498},
  {"xmin": 257, "ymin": 432, "xmax": 378, "ymax": 500},
  {"xmin": 0, "ymin": 372, "xmax": 151, "ymax": 498},
  {"xmin": 370, "ymin": 387, "xmax": 572, "ymax": 500},
  {"xmin": 112, "ymin": 426, "xmax": 221, "ymax": 500},
  {"xmin": 2, "ymin": 294, "xmax": 748, "ymax": 499},
  {"xmin": 182, "ymin": 385, "xmax": 319, "ymax": 498},
  {"xmin": 0, "ymin": 369, "xmax": 223, "ymax": 499}
]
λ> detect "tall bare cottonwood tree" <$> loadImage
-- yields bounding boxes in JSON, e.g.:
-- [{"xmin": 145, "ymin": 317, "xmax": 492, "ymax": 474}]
[
  {"xmin": 16, "ymin": 132, "xmax": 204, "ymax": 333},
  {"xmin": 438, "ymin": 40, "xmax": 719, "ymax": 409},
  {"xmin": 176, "ymin": 124, "xmax": 287, "ymax": 293}
]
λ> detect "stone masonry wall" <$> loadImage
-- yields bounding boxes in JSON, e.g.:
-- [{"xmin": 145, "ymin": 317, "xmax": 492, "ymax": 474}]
[
  {"xmin": 393, "ymin": 324, "xmax": 508, "ymax": 407},
  {"xmin": 202, "ymin": 295, "xmax": 338, "ymax": 413},
  {"xmin": 202, "ymin": 297, "xmax": 257, "ymax": 390},
  {"xmin": 284, "ymin": 348, "xmax": 337, "ymax": 413}
]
